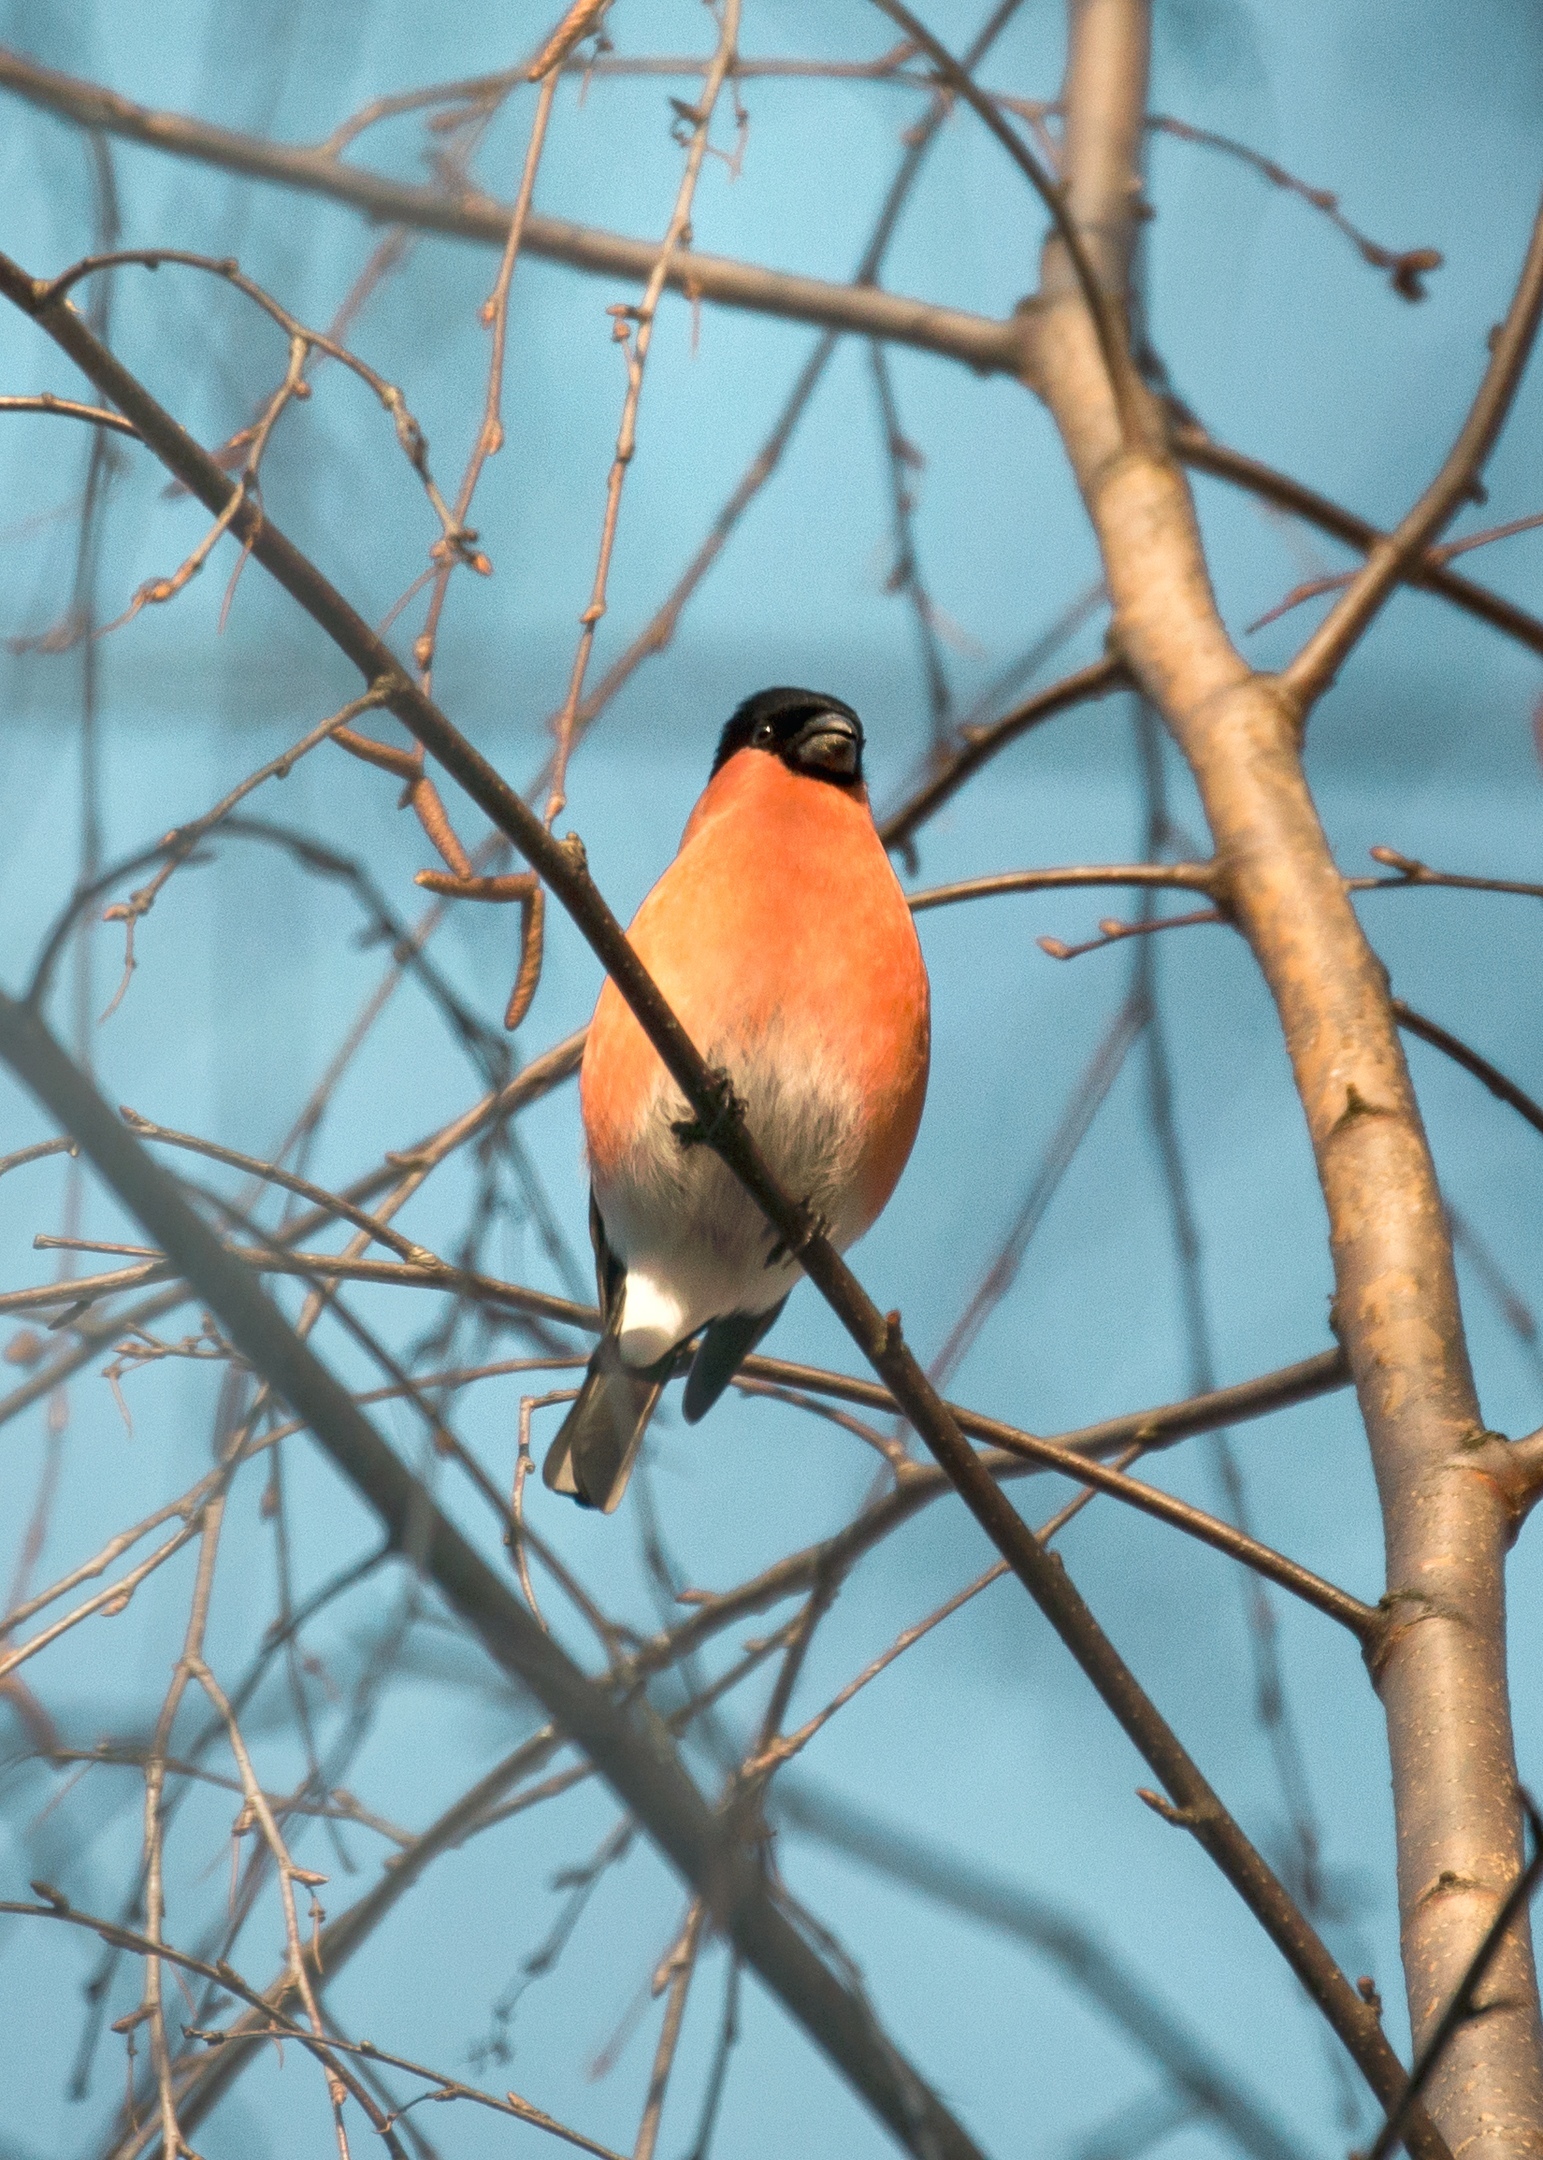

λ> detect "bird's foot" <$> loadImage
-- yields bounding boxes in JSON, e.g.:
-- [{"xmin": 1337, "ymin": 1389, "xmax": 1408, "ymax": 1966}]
[
  {"xmin": 671, "ymin": 1068, "xmax": 746, "ymax": 1150},
  {"xmin": 765, "ymin": 1205, "xmax": 829, "ymax": 1267}
]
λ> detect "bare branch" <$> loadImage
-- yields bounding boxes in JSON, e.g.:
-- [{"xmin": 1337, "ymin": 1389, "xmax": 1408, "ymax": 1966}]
[
  {"xmin": 907, "ymin": 861, "xmax": 1216, "ymax": 912},
  {"xmin": 928, "ymin": 989, "xmax": 1148, "ymax": 1387},
  {"xmin": 1393, "ymin": 1000, "xmax": 1543, "ymax": 1144},
  {"xmin": 0, "ymin": 1512, "xmax": 206, "ymax": 1682},
  {"xmin": 1246, "ymin": 509, "xmax": 1543, "ymax": 634},
  {"xmin": 0, "ymin": 389, "xmax": 138, "ymax": 434},
  {"xmin": 527, "ymin": 2, "xmax": 614, "ymax": 88},
  {"xmin": 0, "ymin": 47, "xmax": 1026, "ymax": 372},
  {"xmin": 0, "ymin": 1132, "xmax": 77, "ymax": 1180},
  {"xmin": 410, "ymin": 60, "xmax": 558, "ymax": 694},
  {"xmin": 0, "ymin": 991, "xmax": 987, "ymax": 2160},
  {"xmin": 1281, "ymin": 186, "xmax": 1543, "ymax": 704},
  {"xmin": 117, "ymin": 1109, "xmax": 440, "ymax": 1267},
  {"xmin": 0, "ymin": 1890, "xmax": 622, "ymax": 2160},
  {"xmin": 633, "ymin": 1901, "xmax": 706, "ymax": 2160},
  {"xmin": 1037, "ymin": 903, "xmax": 1225, "ymax": 963},
  {"xmin": 878, "ymin": 653, "xmax": 1127, "ymax": 853},
  {"xmin": 94, "ymin": 690, "xmax": 388, "ymax": 1020},
  {"xmin": 868, "ymin": 0, "xmax": 1145, "ymax": 435},
  {"xmin": 950, "ymin": 1425, "xmax": 1374, "ymax": 1636},
  {"xmin": 1146, "ymin": 112, "xmax": 1441, "ymax": 300},
  {"xmin": 548, "ymin": 0, "xmax": 1033, "ymax": 769},
  {"xmin": 779, "ymin": 1781, "xmax": 1312, "ymax": 2160},
  {"xmin": 1174, "ymin": 422, "xmax": 1543, "ymax": 660},
  {"xmin": 0, "ymin": 1027, "xmax": 584, "ymax": 1434},
  {"xmin": 121, "ymin": 1729, "xmax": 570, "ymax": 2142},
  {"xmin": 546, "ymin": 0, "xmax": 744, "ymax": 821}
]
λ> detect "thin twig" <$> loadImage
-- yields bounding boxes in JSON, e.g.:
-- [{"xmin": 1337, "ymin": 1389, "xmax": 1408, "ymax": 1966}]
[
  {"xmin": 908, "ymin": 861, "xmax": 1215, "ymax": 912},
  {"xmin": 1282, "ymin": 183, "xmax": 1543, "ymax": 705},
  {"xmin": 1359, "ymin": 845, "xmax": 1543, "ymax": 906},
  {"xmin": 679, "ymin": 1956, "xmax": 740, "ymax": 2160},
  {"xmin": 866, "ymin": 0, "xmax": 1144, "ymax": 437},
  {"xmin": 0, "ymin": 1893, "xmax": 623, "ymax": 2160},
  {"xmin": 40, "ymin": 246, "xmax": 460, "ymax": 532},
  {"xmin": 410, "ymin": 61, "xmax": 559, "ymax": 690},
  {"xmin": 539, "ymin": 0, "xmax": 1027, "ymax": 772},
  {"xmin": 510, "ymin": 1390, "xmax": 578, "ymax": 1627},
  {"xmin": 545, "ymin": 0, "xmax": 743, "ymax": 822},
  {"xmin": 0, "ymin": 390, "xmax": 138, "ymax": 434},
  {"xmin": 1393, "ymin": 1000, "xmax": 1543, "ymax": 1143},
  {"xmin": 870, "ymin": 340, "xmax": 953, "ymax": 740},
  {"xmin": 0, "ymin": 1515, "xmax": 206, "ymax": 1683},
  {"xmin": 1146, "ymin": 112, "xmax": 1440, "ymax": 299},
  {"xmin": 633, "ymin": 1902, "xmax": 706, "ymax": 2160},
  {"xmin": 878, "ymin": 653, "xmax": 1127, "ymax": 855},
  {"xmin": 929, "ymin": 989, "xmax": 1148, "ymax": 1387},
  {"xmin": 1247, "ymin": 509, "xmax": 1543, "ymax": 634},
  {"xmin": 1037, "ymin": 906, "xmax": 1226, "ymax": 963},
  {"xmin": 117, "ymin": 1109, "xmax": 439, "ymax": 1267},
  {"xmin": 95, "ymin": 690, "xmax": 387, "ymax": 1020},
  {"xmin": 1175, "ymin": 422, "xmax": 1543, "ymax": 661},
  {"xmin": 0, "ymin": 1133, "xmax": 77, "ymax": 1180}
]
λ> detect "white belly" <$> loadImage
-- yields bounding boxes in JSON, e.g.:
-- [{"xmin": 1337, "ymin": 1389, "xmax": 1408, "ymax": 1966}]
[{"xmin": 592, "ymin": 1036, "xmax": 865, "ymax": 1367}]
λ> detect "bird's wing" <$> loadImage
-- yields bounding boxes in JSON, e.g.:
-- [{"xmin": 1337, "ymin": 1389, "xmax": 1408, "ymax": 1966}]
[{"xmin": 589, "ymin": 1187, "xmax": 625, "ymax": 1322}]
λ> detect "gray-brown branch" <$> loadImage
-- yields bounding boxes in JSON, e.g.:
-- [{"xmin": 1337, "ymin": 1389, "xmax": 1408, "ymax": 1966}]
[
  {"xmin": 0, "ymin": 988, "xmax": 985, "ymax": 2160},
  {"xmin": 1026, "ymin": 3, "xmax": 1543, "ymax": 2151}
]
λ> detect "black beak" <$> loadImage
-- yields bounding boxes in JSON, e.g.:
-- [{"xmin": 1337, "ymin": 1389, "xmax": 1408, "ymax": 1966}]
[{"xmin": 792, "ymin": 713, "xmax": 861, "ymax": 778}]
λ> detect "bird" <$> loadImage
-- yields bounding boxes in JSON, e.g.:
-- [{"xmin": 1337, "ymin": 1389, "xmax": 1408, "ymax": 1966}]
[{"xmin": 543, "ymin": 686, "xmax": 931, "ymax": 1512}]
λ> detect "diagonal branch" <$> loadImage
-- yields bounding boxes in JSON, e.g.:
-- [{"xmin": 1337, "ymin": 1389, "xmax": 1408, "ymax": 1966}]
[
  {"xmin": 1393, "ymin": 999, "xmax": 1543, "ymax": 1144},
  {"xmin": 0, "ymin": 990, "xmax": 986, "ymax": 2160},
  {"xmin": 7, "ymin": 46, "xmax": 1541, "ymax": 668},
  {"xmin": 955, "ymin": 1419, "xmax": 1373, "ymax": 1635},
  {"xmin": 1173, "ymin": 423, "xmax": 1543, "ymax": 661},
  {"xmin": 1282, "ymin": 188, "xmax": 1543, "ymax": 705},
  {"xmin": 779, "ymin": 1781, "xmax": 1312, "ymax": 2160},
  {"xmin": 0, "ymin": 46, "xmax": 1025, "ymax": 373},
  {"xmin": 0, "ymin": 257, "xmax": 1435, "ymax": 2146},
  {"xmin": 878, "ymin": 653, "xmax": 1128, "ymax": 852}
]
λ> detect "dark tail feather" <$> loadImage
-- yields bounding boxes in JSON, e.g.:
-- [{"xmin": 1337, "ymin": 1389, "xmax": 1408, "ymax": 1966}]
[
  {"xmin": 681, "ymin": 1298, "xmax": 788, "ymax": 1425},
  {"xmin": 543, "ymin": 1334, "xmax": 667, "ymax": 1513},
  {"xmin": 545, "ymin": 1188, "xmax": 665, "ymax": 1512}
]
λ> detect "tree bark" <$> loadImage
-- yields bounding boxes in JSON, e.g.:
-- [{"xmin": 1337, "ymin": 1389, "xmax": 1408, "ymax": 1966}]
[{"xmin": 1030, "ymin": 5, "xmax": 1543, "ymax": 2153}]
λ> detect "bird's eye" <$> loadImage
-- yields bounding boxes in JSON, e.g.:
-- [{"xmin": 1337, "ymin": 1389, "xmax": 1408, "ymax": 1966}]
[{"xmin": 752, "ymin": 723, "xmax": 775, "ymax": 748}]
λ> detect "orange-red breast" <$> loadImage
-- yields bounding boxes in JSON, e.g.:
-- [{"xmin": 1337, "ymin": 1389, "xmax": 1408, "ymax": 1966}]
[{"xmin": 544, "ymin": 688, "xmax": 931, "ymax": 1511}]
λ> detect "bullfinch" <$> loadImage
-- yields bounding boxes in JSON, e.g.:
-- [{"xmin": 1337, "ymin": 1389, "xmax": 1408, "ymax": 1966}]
[{"xmin": 544, "ymin": 687, "xmax": 931, "ymax": 1511}]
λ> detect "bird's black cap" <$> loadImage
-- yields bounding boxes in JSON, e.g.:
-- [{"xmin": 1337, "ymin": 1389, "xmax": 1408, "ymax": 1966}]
[{"xmin": 711, "ymin": 687, "xmax": 865, "ymax": 788}]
